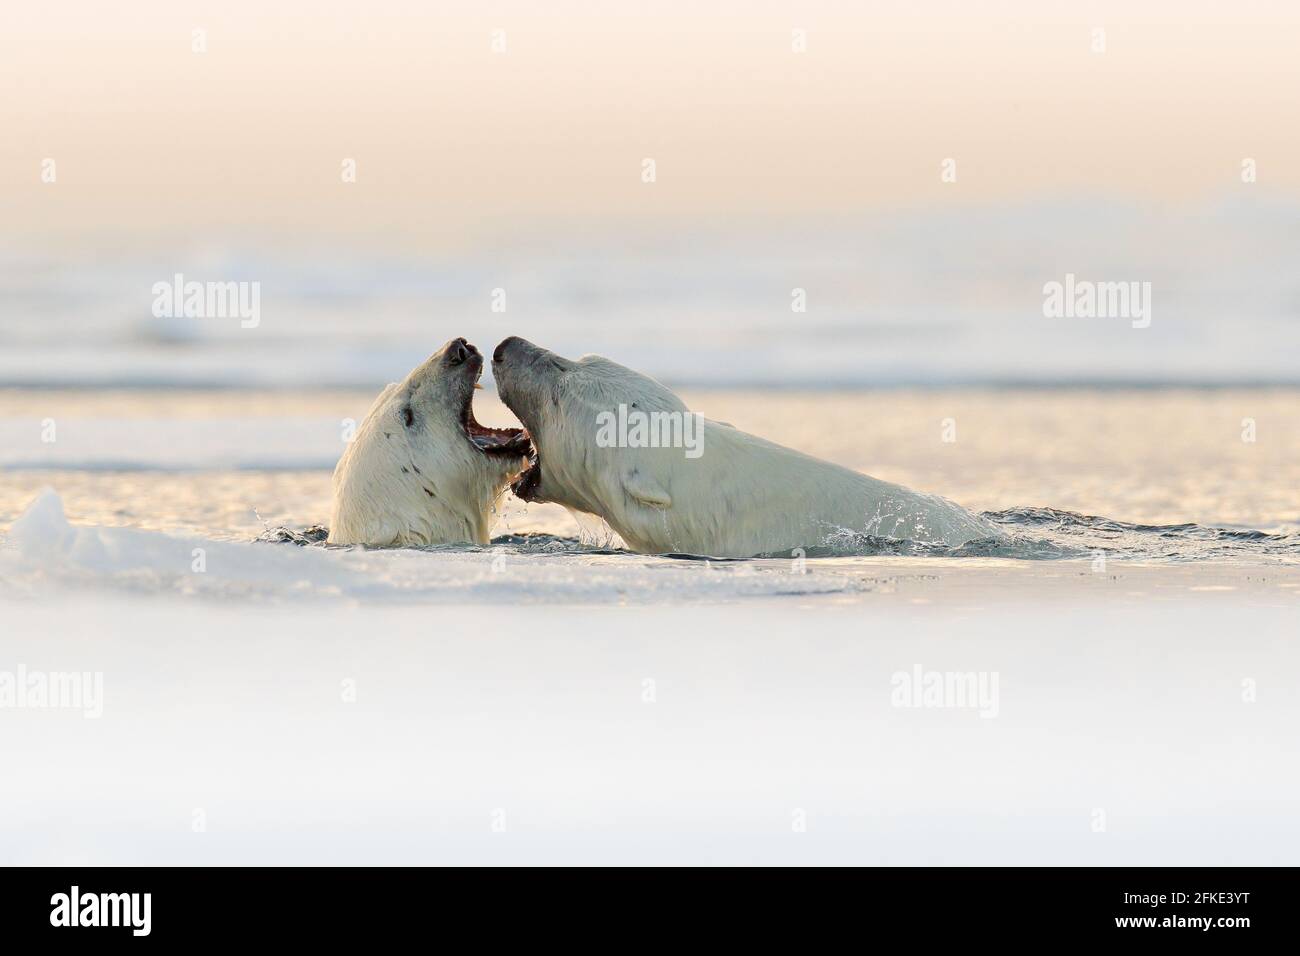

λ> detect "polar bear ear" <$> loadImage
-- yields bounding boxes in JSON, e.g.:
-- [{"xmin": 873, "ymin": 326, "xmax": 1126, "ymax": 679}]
[{"xmin": 621, "ymin": 467, "xmax": 671, "ymax": 509}]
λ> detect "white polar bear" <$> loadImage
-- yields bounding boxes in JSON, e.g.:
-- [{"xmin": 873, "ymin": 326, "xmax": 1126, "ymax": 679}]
[
  {"xmin": 328, "ymin": 338, "xmax": 530, "ymax": 547},
  {"xmin": 492, "ymin": 337, "xmax": 1002, "ymax": 558}
]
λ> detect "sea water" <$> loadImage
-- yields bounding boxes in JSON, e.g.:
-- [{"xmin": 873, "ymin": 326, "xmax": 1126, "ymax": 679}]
[{"xmin": 2, "ymin": 387, "xmax": 1297, "ymax": 604}]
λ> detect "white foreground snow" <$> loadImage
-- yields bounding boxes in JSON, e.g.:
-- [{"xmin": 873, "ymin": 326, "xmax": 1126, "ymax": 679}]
[
  {"xmin": 2, "ymin": 597, "xmax": 1296, "ymax": 865},
  {"xmin": 3, "ymin": 490, "xmax": 1298, "ymax": 865},
  {"xmin": 0, "ymin": 490, "xmax": 858, "ymax": 604}
]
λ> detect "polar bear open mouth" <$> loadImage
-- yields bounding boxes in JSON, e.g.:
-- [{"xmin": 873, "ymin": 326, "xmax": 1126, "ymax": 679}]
[{"xmin": 462, "ymin": 370, "xmax": 533, "ymax": 458}]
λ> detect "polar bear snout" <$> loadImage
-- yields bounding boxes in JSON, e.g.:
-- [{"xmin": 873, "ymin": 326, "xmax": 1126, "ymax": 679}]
[
  {"xmin": 446, "ymin": 337, "xmax": 476, "ymax": 366},
  {"xmin": 492, "ymin": 335, "xmax": 529, "ymax": 364},
  {"xmin": 493, "ymin": 335, "xmax": 560, "ymax": 370},
  {"xmin": 441, "ymin": 336, "xmax": 483, "ymax": 386},
  {"xmin": 492, "ymin": 336, "xmax": 545, "ymax": 413}
]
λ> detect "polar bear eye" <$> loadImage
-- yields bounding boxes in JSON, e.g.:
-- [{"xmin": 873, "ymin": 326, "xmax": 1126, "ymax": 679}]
[{"xmin": 402, "ymin": 406, "xmax": 414, "ymax": 428}]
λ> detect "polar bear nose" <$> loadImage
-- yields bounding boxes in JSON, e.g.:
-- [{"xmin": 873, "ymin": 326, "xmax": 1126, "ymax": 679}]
[
  {"xmin": 447, "ymin": 338, "xmax": 472, "ymax": 365},
  {"xmin": 493, "ymin": 337, "xmax": 522, "ymax": 364}
]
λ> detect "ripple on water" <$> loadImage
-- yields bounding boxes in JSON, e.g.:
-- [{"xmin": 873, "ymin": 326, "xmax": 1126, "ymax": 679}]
[{"xmin": 258, "ymin": 507, "xmax": 1300, "ymax": 564}]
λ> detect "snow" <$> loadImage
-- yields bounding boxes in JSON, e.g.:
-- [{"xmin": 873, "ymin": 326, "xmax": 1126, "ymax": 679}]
[
  {"xmin": 0, "ymin": 490, "xmax": 859, "ymax": 604},
  {"xmin": 3, "ymin": 490, "xmax": 1299, "ymax": 864},
  {"xmin": 2, "ymin": 596, "xmax": 1296, "ymax": 865}
]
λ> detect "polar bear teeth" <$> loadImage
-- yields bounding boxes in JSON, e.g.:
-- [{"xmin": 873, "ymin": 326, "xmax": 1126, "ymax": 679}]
[{"xmin": 470, "ymin": 428, "xmax": 531, "ymax": 455}]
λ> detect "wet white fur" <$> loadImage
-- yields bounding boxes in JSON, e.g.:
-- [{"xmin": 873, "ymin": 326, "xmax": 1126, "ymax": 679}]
[
  {"xmin": 329, "ymin": 351, "xmax": 525, "ymax": 547},
  {"xmin": 497, "ymin": 347, "xmax": 1001, "ymax": 557}
]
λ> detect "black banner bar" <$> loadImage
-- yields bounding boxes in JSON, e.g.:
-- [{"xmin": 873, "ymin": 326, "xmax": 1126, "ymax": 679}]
[{"xmin": 0, "ymin": 867, "xmax": 1287, "ymax": 943}]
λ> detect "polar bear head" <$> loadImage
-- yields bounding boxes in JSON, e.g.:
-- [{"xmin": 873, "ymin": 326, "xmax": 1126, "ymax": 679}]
[
  {"xmin": 492, "ymin": 336, "xmax": 702, "ymax": 545},
  {"xmin": 328, "ymin": 337, "xmax": 531, "ymax": 547}
]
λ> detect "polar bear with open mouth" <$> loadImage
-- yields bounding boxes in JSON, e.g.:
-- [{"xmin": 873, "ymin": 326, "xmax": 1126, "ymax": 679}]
[
  {"xmin": 492, "ymin": 336, "xmax": 1001, "ymax": 557},
  {"xmin": 328, "ymin": 337, "xmax": 530, "ymax": 547}
]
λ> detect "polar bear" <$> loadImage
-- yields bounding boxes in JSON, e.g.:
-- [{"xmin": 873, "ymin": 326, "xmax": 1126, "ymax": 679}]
[
  {"xmin": 492, "ymin": 336, "xmax": 1001, "ymax": 557},
  {"xmin": 328, "ymin": 337, "xmax": 530, "ymax": 547}
]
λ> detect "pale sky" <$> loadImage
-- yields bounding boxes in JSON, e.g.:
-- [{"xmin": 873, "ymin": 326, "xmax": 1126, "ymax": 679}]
[{"xmin": 4, "ymin": 0, "xmax": 1299, "ymax": 252}]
